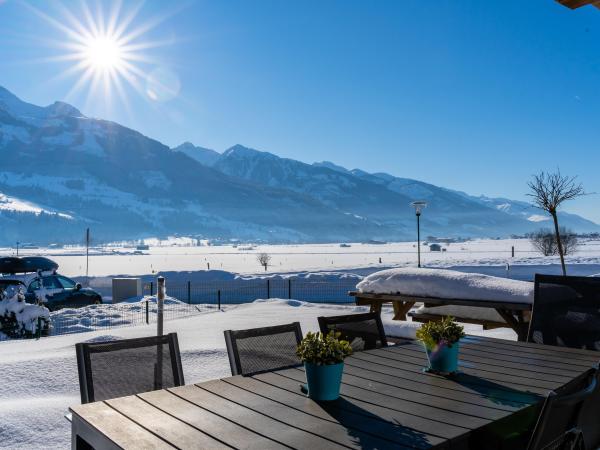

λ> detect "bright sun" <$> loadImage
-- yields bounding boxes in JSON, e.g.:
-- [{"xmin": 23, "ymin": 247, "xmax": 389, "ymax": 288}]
[
  {"xmin": 26, "ymin": 1, "xmax": 178, "ymax": 112},
  {"xmin": 84, "ymin": 36, "xmax": 123, "ymax": 71}
]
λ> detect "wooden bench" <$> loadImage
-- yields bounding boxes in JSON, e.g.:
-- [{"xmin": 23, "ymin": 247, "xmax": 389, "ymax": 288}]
[{"xmin": 349, "ymin": 291, "xmax": 532, "ymax": 341}]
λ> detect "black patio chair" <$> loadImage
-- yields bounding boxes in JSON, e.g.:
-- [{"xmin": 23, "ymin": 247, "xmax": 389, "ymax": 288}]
[
  {"xmin": 75, "ymin": 333, "xmax": 184, "ymax": 404},
  {"xmin": 528, "ymin": 274, "xmax": 600, "ymax": 351},
  {"xmin": 224, "ymin": 322, "xmax": 303, "ymax": 376},
  {"xmin": 527, "ymin": 366, "xmax": 598, "ymax": 450},
  {"xmin": 318, "ymin": 311, "xmax": 387, "ymax": 351}
]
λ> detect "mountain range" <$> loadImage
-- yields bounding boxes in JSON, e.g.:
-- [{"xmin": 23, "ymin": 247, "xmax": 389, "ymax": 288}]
[{"xmin": 0, "ymin": 86, "xmax": 597, "ymax": 245}]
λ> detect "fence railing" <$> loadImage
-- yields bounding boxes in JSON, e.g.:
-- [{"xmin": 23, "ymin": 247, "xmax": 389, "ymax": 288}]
[{"xmin": 142, "ymin": 278, "xmax": 359, "ymax": 306}]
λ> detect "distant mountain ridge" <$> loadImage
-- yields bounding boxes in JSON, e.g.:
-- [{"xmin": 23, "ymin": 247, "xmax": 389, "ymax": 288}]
[{"xmin": 0, "ymin": 86, "xmax": 597, "ymax": 245}]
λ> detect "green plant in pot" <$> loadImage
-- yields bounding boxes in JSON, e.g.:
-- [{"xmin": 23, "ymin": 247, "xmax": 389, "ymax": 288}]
[
  {"xmin": 416, "ymin": 316, "xmax": 465, "ymax": 374},
  {"xmin": 296, "ymin": 330, "xmax": 352, "ymax": 401}
]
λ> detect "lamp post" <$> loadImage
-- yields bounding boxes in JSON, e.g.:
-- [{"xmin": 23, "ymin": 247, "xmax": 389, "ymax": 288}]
[{"xmin": 410, "ymin": 201, "xmax": 427, "ymax": 268}]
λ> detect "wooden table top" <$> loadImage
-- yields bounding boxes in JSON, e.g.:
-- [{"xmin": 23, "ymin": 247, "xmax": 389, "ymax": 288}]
[{"xmin": 70, "ymin": 336, "xmax": 599, "ymax": 449}]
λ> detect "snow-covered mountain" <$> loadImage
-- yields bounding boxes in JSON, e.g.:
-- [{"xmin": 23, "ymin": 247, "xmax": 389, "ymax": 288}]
[
  {"xmin": 172, "ymin": 142, "xmax": 220, "ymax": 166},
  {"xmin": 0, "ymin": 85, "xmax": 597, "ymax": 245}
]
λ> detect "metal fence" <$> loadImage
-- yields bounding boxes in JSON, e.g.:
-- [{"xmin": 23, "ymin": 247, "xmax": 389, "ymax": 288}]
[
  {"xmin": 47, "ymin": 301, "xmax": 216, "ymax": 337},
  {"xmin": 142, "ymin": 278, "xmax": 359, "ymax": 306},
  {"xmin": 26, "ymin": 277, "xmax": 358, "ymax": 339}
]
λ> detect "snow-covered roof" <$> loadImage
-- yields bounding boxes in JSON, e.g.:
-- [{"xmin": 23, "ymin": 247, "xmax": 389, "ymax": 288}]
[{"xmin": 356, "ymin": 267, "xmax": 534, "ymax": 304}]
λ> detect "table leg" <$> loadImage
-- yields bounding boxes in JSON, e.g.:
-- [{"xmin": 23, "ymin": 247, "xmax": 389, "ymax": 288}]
[{"xmin": 392, "ymin": 301, "xmax": 415, "ymax": 320}]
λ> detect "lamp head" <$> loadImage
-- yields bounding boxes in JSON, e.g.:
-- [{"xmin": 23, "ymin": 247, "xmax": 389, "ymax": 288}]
[{"xmin": 410, "ymin": 201, "xmax": 428, "ymax": 215}]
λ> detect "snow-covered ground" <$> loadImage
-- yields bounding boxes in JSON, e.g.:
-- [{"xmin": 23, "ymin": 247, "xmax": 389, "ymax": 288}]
[
  {"xmin": 0, "ymin": 299, "xmax": 516, "ymax": 450},
  {"xmin": 3, "ymin": 238, "xmax": 600, "ymax": 278}
]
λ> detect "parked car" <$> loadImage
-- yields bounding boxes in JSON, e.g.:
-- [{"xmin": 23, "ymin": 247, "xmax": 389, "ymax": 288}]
[{"xmin": 0, "ymin": 257, "xmax": 102, "ymax": 311}]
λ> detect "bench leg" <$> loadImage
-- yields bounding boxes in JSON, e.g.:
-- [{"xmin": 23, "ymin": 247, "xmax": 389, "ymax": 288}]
[{"xmin": 495, "ymin": 308, "xmax": 529, "ymax": 342}]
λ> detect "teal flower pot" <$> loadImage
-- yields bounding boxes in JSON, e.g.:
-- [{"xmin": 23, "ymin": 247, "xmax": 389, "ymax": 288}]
[
  {"xmin": 304, "ymin": 362, "xmax": 344, "ymax": 401},
  {"xmin": 425, "ymin": 341, "xmax": 460, "ymax": 374}
]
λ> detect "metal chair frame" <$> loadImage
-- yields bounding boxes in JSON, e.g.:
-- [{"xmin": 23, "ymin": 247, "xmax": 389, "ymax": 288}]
[
  {"xmin": 318, "ymin": 311, "xmax": 388, "ymax": 349},
  {"xmin": 75, "ymin": 333, "xmax": 184, "ymax": 404},
  {"xmin": 224, "ymin": 322, "xmax": 303, "ymax": 376}
]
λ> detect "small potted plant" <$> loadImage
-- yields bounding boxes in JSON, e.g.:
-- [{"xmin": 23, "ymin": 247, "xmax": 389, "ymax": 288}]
[
  {"xmin": 296, "ymin": 330, "xmax": 353, "ymax": 401},
  {"xmin": 416, "ymin": 316, "xmax": 465, "ymax": 374}
]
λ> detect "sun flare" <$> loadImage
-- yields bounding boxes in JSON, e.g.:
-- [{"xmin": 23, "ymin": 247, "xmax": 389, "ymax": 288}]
[
  {"xmin": 84, "ymin": 36, "xmax": 123, "ymax": 71},
  {"xmin": 25, "ymin": 1, "xmax": 179, "ymax": 113}
]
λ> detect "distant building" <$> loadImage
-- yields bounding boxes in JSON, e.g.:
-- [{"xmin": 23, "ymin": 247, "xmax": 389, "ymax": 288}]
[{"xmin": 429, "ymin": 243, "xmax": 442, "ymax": 252}]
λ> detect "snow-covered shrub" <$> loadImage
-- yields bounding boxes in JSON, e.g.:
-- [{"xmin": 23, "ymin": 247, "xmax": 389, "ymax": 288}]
[{"xmin": 0, "ymin": 286, "xmax": 50, "ymax": 338}]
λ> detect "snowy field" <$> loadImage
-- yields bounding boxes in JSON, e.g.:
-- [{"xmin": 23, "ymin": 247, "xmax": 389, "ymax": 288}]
[
  {"xmin": 2, "ymin": 238, "xmax": 600, "ymax": 279},
  {"xmin": 0, "ymin": 299, "xmax": 516, "ymax": 450}
]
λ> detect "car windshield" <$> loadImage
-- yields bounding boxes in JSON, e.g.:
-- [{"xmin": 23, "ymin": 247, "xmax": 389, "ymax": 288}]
[{"xmin": 56, "ymin": 275, "xmax": 76, "ymax": 289}]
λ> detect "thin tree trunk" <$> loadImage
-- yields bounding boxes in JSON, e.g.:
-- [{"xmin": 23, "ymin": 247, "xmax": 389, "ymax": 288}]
[{"xmin": 552, "ymin": 211, "xmax": 566, "ymax": 276}]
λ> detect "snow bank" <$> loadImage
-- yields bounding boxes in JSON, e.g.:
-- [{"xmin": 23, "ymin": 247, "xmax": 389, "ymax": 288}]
[{"xmin": 356, "ymin": 267, "xmax": 534, "ymax": 304}]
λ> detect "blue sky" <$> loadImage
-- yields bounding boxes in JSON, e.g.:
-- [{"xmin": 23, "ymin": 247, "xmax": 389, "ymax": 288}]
[{"xmin": 0, "ymin": 0, "xmax": 598, "ymax": 221}]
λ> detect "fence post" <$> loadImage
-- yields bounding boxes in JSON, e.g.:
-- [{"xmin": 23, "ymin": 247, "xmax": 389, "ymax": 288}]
[
  {"xmin": 157, "ymin": 277, "xmax": 165, "ymax": 336},
  {"xmin": 267, "ymin": 279, "xmax": 270, "ymax": 299},
  {"xmin": 187, "ymin": 281, "xmax": 191, "ymax": 304},
  {"xmin": 150, "ymin": 281, "xmax": 154, "ymax": 296},
  {"xmin": 288, "ymin": 279, "xmax": 291, "ymax": 299},
  {"xmin": 217, "ymin": 289, "xmax": 221, "ymax": 310},
  {"xmin": 511, "ymin": 246, "xmax": 515, "ymax": 258},
  {"xmin": 145, "ymin": 300, "xmax": 149, "ymax": 324}
]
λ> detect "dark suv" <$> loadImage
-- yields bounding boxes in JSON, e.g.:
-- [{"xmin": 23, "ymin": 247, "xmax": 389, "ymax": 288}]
[
  {"xmin": 0, "ymin": 257, "xmax": 102, "ymax": 311},
  {"xmin": 25, "ymin": 274, "xmax": 102, "ymax": 311}
]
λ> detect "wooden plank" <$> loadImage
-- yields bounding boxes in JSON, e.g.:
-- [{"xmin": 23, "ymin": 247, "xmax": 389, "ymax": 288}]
[
  {"xmin": 340, "ymin": 363, "xmax": 529, "ymax": 411},
  {"xmin": 440, "ymin": 343, "xmax": 593, "ymax": 375},
  {"xmin": 171, "ymin": 383, "xmax": 347, "ymax": 449},
  {"xmin": 344, "ymin": 356, "xmax": 542, "ymax": 405},
  {"xmin": 387, "ymin": 341, "xmax": 585, "ymax": 379},
  {"xmin": 277, "ymin": 368, "xmax": 491, "ymax": 430},
  {"xmin": 253, "ymin": 371, "xmax": 471, "ymax": 441},
  {"xmin": 70, "ymin": 402, "xmax": 175, "ymax": 450},
  {"xmin": 350, "ymin": 350, "xmax": 553, "ymax": 394},
  {"xmin": 463, "ymin": 335, "xmax": 600, "ymax": 361},
  {"xmin": 105, "ymin": 395, "xmax": 230, "ymax": 450},
  {"xmin": 201, "ymin": 378, "xmax": 422, "ymax": 449},
  {"xmin": 297, "ymin": 367, "xmax": 511, "ymax": 421},
  {"xmin": 458, "ymin": 340, "xmax": 596, "ymax": 369},
  {"xmin": 138, "ymin": 389, "xmax": 286, "ymax": 450},
  {"xmin": 368, "ymin": 347, "xmax": 570, "ymax": 389},
  {"xmin": 349, "ymin": 292, "xmax": 531, "ymax": 311}
]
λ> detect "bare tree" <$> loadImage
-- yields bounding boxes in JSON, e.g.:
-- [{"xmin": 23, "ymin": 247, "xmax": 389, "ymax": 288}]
[
  {"xmin": 527, "ymin": 171, "xmax": 585, "ymax": 275},
  {"xmin": 560, "ymin": 228, "xmax": 579, "ymax": 256},
  {"xmin": 257, "ymin": 252, "xmax": 271, "ymax": 271},
  {"xmin": 528, "ymin": 227, "xmax": 579, "ymax": 257},
  {"xmin": 528, "ymin": 229, "xmax": 556, "ymax": 256}
]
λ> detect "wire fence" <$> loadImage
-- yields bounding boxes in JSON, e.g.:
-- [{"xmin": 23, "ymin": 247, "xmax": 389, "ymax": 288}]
[
  {"xmin": 35, "ymin": 278, "xmax": 358, "ymax": 338},
  {"xmin": 142, "ymin": 278, "xmax": 359, "ymax": 306},
  {"xmin": 47, "ymin": 301, "xmax": 217, "ymax": 337}
]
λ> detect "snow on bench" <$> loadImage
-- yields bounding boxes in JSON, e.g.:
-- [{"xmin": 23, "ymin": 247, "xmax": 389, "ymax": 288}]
[
  {"xmin": 356, "ymin": 268, "xmax": 534, "ymax": 328},
  {"xmin": 356, "ymin": 267, "xmax": 534, "ymax": 304}
]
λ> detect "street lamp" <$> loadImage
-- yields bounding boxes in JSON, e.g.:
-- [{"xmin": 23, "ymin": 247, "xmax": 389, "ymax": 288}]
[{"xmin": 410, "ymin": 201, "xmax": 427, "ymax": 268}]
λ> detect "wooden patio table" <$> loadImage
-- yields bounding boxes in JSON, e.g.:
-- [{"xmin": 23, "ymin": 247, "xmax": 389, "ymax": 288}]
[
  {"xmin": 70, "ymin": 336, "xmax": 598, "ymax": 450},
  {"xmin": 348, "ymin": 291, "xmax": 532, "ymax": 341}
]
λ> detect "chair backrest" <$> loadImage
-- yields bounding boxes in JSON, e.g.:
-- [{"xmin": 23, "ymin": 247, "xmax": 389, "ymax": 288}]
[
  {"xmin": 528, "ymin": 274, "xmax": 600, "ymax": 350},
  {"xmin": 224, "ymin": 322, "xmax": 303, "ymax": 376},
  {"xmin": 76, "ymin": 333, "xmax": 184, "ymax": 404},
  {"xmin": 318, "ymin": 312, "xmax": 387, "ymax": 351},
  {"xmin": 528, "ymin": 367, "xmax": 598, "ymax": 450}
]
